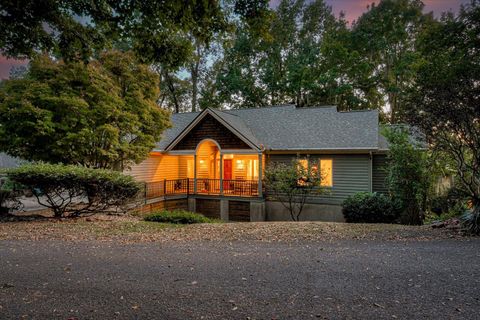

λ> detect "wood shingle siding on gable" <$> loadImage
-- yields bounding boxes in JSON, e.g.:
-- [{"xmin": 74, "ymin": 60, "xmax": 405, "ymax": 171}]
[
  {"xmin": 267, "ymin": 154, "xmax": 371, "ymax": 205},
  {"xmin": 372, "ymin": 154, "xmax": 389, "ymax": 194},
  {"xmin": 173, "ymin": 114, "xmax": 252, "ymax": 150}
]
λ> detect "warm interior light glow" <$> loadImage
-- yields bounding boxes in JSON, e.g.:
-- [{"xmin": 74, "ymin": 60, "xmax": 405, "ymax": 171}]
[
  {"xmin": 320, "ymin": 159, "xmax": 333, "ymax": 187},
  {"xmin": 223, "ymin": 154, "xmax": 233, "ymax": 159},
  {"xmin": 298, "ymin": 159, "xmax": 308, "ymax": 170},
  {"xmin": 236, "ymin": 159, "xmax": 245, "ymax": 169},
  {"xmin": 187, "ymin": 159, "xmax": 194, "ymax": 178}
]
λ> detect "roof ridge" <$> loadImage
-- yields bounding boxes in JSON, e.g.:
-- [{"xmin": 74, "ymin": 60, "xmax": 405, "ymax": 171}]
[
  {"xmin": 226, "ymin": 104, "xmax": 296, "ymax": 112},
  {"xmin": 295, "ymin": 105, "xmax": 337, "ymax": 110},
  {"xmin": 339, "ymin": 109, "xmax": 377, "ymax": 113},
  {"xmin": 212, "ymin": 108, "xmax": 241, "ymax": 118}
]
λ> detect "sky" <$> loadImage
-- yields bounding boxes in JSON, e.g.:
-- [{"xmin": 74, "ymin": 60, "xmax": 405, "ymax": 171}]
[{"xmin": 0, "ymin": 0, "xmax": 470, "ymax": 79}]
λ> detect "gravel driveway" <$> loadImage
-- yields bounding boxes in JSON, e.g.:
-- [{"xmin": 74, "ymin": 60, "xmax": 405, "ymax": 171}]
[{"xmin": 1, "ymin": 238, "xmax": 479, "ymax": 319}]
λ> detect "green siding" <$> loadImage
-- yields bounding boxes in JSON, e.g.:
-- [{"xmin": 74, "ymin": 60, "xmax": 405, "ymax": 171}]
[
  {"xmin": 372, "ymin": 154, "xmax": 389, "ymax": 194},
  {"xmin": 267, "ymin": 154, "xmax": 371, "ymax": 205}
]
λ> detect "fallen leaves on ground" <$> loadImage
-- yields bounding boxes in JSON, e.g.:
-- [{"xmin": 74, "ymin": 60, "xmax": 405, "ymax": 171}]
[{"xmin": 0, "ymin": 214, "xmax": 463, "ymax": 243}]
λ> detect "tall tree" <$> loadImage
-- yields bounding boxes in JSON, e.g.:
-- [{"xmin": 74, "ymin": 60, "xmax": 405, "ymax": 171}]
[
  {"xmin": 0, "ymin": 0, "xmax": 227, "ymax": 67},
  {"xmin": 350, "ymin": 0, "xmax": 429, "ymax": 122},
  {"xmin": 405, "ymin": 1, "xmax": 480, "ymax": 230},
  {"xmin": 217, "ymin": 0, "xmax": 339, "ymax": 108},
  {"xmin": 0, "ymin": 51, "xmax": 170, "ymax": 169}
]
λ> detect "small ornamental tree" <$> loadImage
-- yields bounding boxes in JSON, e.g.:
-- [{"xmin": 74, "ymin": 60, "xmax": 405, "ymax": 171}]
[
  {"xmin": 6, "ymin": 163, "xmax": 141, "ymax": 218},
  {"xmin": 383, "ymin": 126, "xmax": 429, "ymax": 225},
  {"xmin": 0, "ymin": 51, "xmax": 171, "ymax": 170},
  {"xmin": 264, "ymin": 159, "xmax": 326, "ymax": 221}
]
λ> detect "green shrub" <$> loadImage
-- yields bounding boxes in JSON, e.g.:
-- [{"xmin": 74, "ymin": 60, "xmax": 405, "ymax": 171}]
[
  {"xmin": 0, "ymin": 177, "xmax": 23, "ymax": 214},
  {"xmin": 461, "ymin": 210, "xmax": 480, "ymax": 235},
  {"xmin": 144, "ymin": 210, "xmax": 215, "ymax": 224},
  {"xmin": 429, "ymin": 188, "xmax": 467, "ymax": 216},
  {"xmin": 383, "ymin": 126, "xmax": 429, "ymax": 225},
  {"xmin": 5, "ymin": 163, "xmax": 141, "ymax": 218},
  {"xmin": 342, "ymin": 192, "xmax": 400, "ymax": 223}
]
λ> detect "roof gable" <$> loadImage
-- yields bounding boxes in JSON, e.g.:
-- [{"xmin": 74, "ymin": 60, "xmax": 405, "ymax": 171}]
[{"xmin": 165, "ymin": 109, "xmax": 260, "ymax": 151}]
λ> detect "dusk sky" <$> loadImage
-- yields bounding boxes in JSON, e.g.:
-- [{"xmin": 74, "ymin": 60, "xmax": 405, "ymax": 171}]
[{"xmin": 0, "ymin": 0, "xmax": 470, "ymax": 79}]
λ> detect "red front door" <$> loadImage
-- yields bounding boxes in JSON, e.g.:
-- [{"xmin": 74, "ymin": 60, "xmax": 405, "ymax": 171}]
[{"xmin": 223, "ymin": 159, "xmax": 232, "ymax": 190}]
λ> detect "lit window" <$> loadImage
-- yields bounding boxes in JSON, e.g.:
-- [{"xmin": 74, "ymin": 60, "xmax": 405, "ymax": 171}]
[
  {"xmin": 297, "ymin": 159, "xmax": 308, "ymax": 186},
  {"xmin": 236, "ymin": 159, "xmax": 245, "ymax": 170},
  {"xmin": 320, "ymin": 159, "xmax": 333, "ymax": 187},
  {"xmin": 298, "ymin": 159, "xmax": 308, "ymax": 171}
]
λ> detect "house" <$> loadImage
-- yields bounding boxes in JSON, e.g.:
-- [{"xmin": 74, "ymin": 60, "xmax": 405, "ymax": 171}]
[
  {"xmin": 0, "ymin": 152, "xmax": 23, "ymax": 169},
  {"xmin": 128, "ymin": 105, "xmax": 390, "ymax": 221}
]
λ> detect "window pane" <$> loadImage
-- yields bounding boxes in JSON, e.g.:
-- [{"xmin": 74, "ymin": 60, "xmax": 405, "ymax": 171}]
[
  {"xmin": 298, "ymin": 159, "xmax": 308, "ymax": 170},
  {"xmin": 320, "ymin": 159, "xmax": 333, "ymax": 187}
]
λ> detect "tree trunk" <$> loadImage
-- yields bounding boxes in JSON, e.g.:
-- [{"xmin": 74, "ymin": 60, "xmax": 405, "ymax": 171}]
[
  {"xmin": 400, "ymin": 199, "xmax": 423, "ymax": 225},
  {"xmin": 164, "ymin": 71, "xmax": 180, "ymax": 113},
  {"xmin": 191, "ymin": 62, "xmax": 199, "ymax": 112}
]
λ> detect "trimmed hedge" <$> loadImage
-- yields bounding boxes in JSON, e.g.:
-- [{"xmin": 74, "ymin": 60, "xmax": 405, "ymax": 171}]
[
  {"xmin": 144, "ymin": 210, "xmax": 215, "ymax": 224},
  {"xmin": 0, "ymin": 177, "xmax": 23, "ymax": 214},
  {"xmin": 5, "ymin": 163, "xmax": 141, "ymax": 217},
  {"xmin": 342, "ymin": 192, "xmax": 400, "ymax": 223}
]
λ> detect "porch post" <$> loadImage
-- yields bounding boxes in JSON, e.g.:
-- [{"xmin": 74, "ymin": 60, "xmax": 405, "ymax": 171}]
[
  {"xmin": 219, "ymin": 153, "xmax": 224, "ymax": 195},
  {"xmin": 193, "ymin": 154, "xmax": 197, "ymax": 194},
  {"xmin": 258, "ymin": 152, "xmax": 263, "ymax": 197}
]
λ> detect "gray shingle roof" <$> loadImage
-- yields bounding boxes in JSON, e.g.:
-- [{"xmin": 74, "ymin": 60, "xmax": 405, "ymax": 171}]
[
  {"xmin": 155, "ymin": 105, "xmax": 382, "ymax": 151},
  {"xmin": 0, "ymin": 152, "xmax": 24, "ymax": 168}
]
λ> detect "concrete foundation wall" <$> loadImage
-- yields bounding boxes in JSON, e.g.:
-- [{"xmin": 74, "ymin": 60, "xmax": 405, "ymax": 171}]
[
  {"xmin": 250, "ymin": 201, "xmax": 266, "ymax": 222},
  {"xmin": 138, "ymin": 197, "xmax": 343, "ymax": 222},
  {"xmin": 265, "ymin": 201, "xmax": 344, "ymax": 222}
]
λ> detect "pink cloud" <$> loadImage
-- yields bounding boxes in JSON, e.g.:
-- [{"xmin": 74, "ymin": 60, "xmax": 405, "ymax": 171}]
[
  {"xmin": 270, "ymin": 0, "xmax": 470, "ymax": 23},
  {"xmin": 324, "ymin": 0, "xmax": 470, "ymax": 23}
]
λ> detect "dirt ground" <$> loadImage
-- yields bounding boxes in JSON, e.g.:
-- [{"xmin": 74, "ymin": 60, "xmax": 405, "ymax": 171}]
[{"xmin": 0, "ymin": 214, "xmax": 463, "ymax": 243}]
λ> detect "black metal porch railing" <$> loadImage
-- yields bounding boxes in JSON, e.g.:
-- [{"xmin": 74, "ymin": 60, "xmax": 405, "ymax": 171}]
[{"xmin": 145, "ymin": 178, "xmax": 260, "ymax": 199}]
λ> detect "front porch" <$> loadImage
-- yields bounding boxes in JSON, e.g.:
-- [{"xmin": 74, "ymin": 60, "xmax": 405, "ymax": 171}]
[
  {"xmin": 144, "ymin": 178, "xmax": 262, "ymax": 199},
  {"xmin": 143, "ymin": 138, "xmax": 263, "ymax": 199}
]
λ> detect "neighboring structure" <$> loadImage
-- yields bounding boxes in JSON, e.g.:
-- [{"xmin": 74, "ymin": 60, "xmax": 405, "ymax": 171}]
[
  {"xmin": 0, "ymin": 152, "xmax": 23, "ymax": 169},
  {"xmin": 127, "ymin": 105, "xmax": 390, "ymax": 221}
]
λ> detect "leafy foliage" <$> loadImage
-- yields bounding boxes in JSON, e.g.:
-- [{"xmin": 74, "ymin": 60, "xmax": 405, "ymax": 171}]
[
  {"xmin": 347, "ymin": 0, "xmax": 429, "ymax": 122},
  {"xmin": 404, "ymin": 1, "xmax": 480, "ymax": 233},
  {"xmin": 0, "ymin": 0, "xmax": 228, "ymax": 67},
  {"xmin": 429, "ymin": 188, "xmax": 468, "ymax": 217},
  {"xmin": 461, "ymin": 211, "xmax": 480, "ymax": 236},
  {"xmin": 144, "ymin": 210, "xmax": 215, "ymax": 224},
  {"xmin": 0, "ymin": 177, "xmax": 23, "ymax": 214},
  {"xmin": 342, "ymin": 192, "xmax": 400, "ymax": 223},
  {"xmin": 218, "ymin": 0, "xmax": 341, "ymax": 108},
  {"xmin": 5, "ymin": 163, "xmax": 141, "ymax": 218},
  {"xmin": 264, "ymin": 159, "xmax": 325, "ymax": 221},
  {"xmin": 383, "ymin": 126, "xmax": 429, "ymax": 225},
  {"xmin": 0, "ymin": 51, "xmax": 170, "ymax": 169}
]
